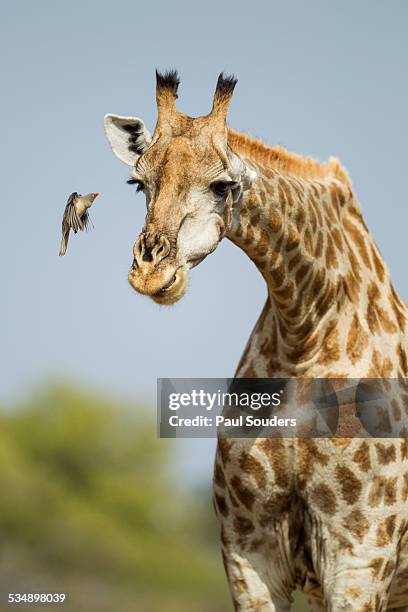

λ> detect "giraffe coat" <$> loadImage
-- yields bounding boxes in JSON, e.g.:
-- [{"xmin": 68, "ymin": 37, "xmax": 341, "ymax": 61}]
[
  {"xmin": 214, "ymin": 140, "xmax": 408, "ymax": 611},
  {"xmin": 104, "ymin": 71, "xmax": 408, "ymax": 612}
]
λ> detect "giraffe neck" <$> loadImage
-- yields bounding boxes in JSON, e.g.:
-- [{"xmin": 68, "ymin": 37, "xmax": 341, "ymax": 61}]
[{"xmin": 225, "ymin": 131, "xmax": 405, "ymax": 374}]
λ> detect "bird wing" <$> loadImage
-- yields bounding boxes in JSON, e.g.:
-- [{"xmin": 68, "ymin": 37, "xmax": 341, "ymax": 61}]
[
  {"xmin": 62, "ymin": 193, "xmax": 83, "ymax": 233},
  {"xmin": 81, "ymin": 211, "xmax": 94, "ymax": 232},
  {"xmin": 66, "ymin": 191, "xmax": 78, "ymax": 207},
  {"xmin": 59, "ymin": 227, "xmax": 70, "ymax": 256}
]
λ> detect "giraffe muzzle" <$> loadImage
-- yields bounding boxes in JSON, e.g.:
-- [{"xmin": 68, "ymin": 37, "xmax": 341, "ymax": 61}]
[{"xmin": 128, "ymin": 232, "xmax": 188, "ymax": 305}]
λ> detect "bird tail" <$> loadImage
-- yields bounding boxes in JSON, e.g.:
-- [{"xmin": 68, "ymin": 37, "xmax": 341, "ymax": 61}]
[{"xmin": 59, "ymin": 230, "xmax": 69, "ymax": 256}]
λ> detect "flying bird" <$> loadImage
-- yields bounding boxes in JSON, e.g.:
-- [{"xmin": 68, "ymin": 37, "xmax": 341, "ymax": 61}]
[{"xmin": 59, "ymin": 192, "xmax": 99, "ymax": 256}]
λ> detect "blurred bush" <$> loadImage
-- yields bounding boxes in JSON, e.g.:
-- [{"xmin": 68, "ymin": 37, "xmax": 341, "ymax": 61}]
[
  {"xmin": 0, "ymin": 385, "xmax": 231, "ymax": 611},
  {"xmin": 0, "ymin": 385, "xmax": 308, "ymax": 611}
]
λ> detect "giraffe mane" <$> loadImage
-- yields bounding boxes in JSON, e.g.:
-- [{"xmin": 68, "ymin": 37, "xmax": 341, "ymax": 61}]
[{"xmin": 227, "ymin": 128, "xmax": 351, "ymax": 186}]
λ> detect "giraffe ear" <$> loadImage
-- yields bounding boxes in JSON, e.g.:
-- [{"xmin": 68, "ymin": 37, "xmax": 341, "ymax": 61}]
[
  {"xmin": 242, "ymin": 164, "xmax": 257, "ymax": 189},
  {"xmin": 229, "ymin": 150, "xmax": 257, "ymax": 196},
  {"xmin": 104, "ymin": 114, "xmax": 152, "ymax": 166}
]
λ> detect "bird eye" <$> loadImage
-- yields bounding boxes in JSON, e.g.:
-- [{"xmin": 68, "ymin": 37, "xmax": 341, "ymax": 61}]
[
  {"xmin": 211, "ymin": 181, "xmax": 232, "ymax": 197},
  {"xmin": 127, "ymin": 178, "xmax": 145, "ymax": 192}
]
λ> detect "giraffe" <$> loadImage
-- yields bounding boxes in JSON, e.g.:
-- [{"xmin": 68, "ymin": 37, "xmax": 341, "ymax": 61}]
[{"xmin": 104, "ymin": 70, "xmax": 408, "ymax": 611}]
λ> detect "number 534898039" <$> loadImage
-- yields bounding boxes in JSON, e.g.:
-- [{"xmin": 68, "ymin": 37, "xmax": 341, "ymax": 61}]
[{"xmin": 8, "ymin": 593, "xmax": 66, "ymax": 604}]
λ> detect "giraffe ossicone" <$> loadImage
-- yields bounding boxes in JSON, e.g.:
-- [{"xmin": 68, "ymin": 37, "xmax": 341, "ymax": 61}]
[{"xmin": 105, "ymin": 70, "xmax": 408, "ymax": 612}]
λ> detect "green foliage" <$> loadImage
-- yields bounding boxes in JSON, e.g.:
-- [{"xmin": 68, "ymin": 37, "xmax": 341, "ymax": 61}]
[
  {"xmin": 0, "ymin": 385, "xmax": 230, "ymax": 611},
  {"xmin": 0, "ymin": 384, "xmax": 309, "ymax": 611}
]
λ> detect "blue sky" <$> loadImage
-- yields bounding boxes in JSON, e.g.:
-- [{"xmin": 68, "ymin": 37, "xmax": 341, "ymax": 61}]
[{"xmin": 1, "ymin": 0, "xmax": 407, "ymax": 481}]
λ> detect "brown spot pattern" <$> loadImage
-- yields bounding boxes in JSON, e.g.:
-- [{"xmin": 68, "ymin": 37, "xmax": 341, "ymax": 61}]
[
  {"xmin": 344, "ymin": 509, "xmax": 369, "ymax": 543},
  {"xmin": 325, "ymin": 237, "xmax": 338, "ymax": 269},
  {"xmin": 258, "ymin": 439, "xmax": 289, "ymax": 489},
  {"xmin": 391, "ymin": 399, "xmax": 401, "ymax": 422},
  {"xmin": 346, "ymin": 314, "xmax": 368, "ymax": 365},
  {"xmin": 344, "ymin": 218, "xmax": 372, "ymax": 269},
  {"xmin": 297, "ymin": 439, "xmax": 330, "ymax": 488},
  {"xmin": 310, "ymin": 483, "xmax": 337, "ymax": 515},
  {"xmin": 315, "ymin": 231, "xmax": 324, "ymax": 258},
  {"xmin": 369, "ymin": 557, "xmax": 385, "ymax": 579},
  {"xmin": 331, "ymin": 227, "xmax": 343, "ymax": 251},
  {"xmin": 335, "ymin": 465, "xmax": 362, "ymax": 504},
  {"xmin": 260, "ymin": 492, "xmax": 291, "ymax": 525},
  {"xmin": 318, "ymin": 326, "xmax": 340, "ymax": 365},
  {"xmin": 353, "ymin": 442, "xmax": 371, "ymax": 472},
  {"xmin": 366, "ymin": 282, "xmax": 397, "ymax": 335},
  {"xmin": 370, "ymin": 243, "xmax": 385, "ymax": 282},
  {"xmin": 285, "ymin": 223, "xmax": 300, "ymax": 251},
  {"xmin": 375, "ymin": 443, "xmax": 396, "ymax": 465},
  {"xmin": 257, "ymin": 229, "xmax": 269, "ymax": 256},
  {"xmin": 233, "ymin": 516, "xmax": 254, "ymax": 537},
  {"xmin": 215, "ymin": 494, "xmax": 229, "ymax": 517},
  {"xmin": 270, "ymin": 209, "xmax": 283, "ymax": 233},
  {"xmin": 368, "ymin": 475, "xmax": 398, "ymax": 507},
  {"xmin": 376, "ymin": 514, "xmax": 396, "ymax": 546},
  {"xmin": 239, "ymin": 451, "xmax": 267, "ymax": 489},
  {"xmin": 401, "ymin": 439, "xmax": 408, "ymax": 461},
  {"xmin": 304, "ymin": 228, "xmax": 314, "ymax": 257},
  {"xmin": 402, "ymin": 473, "xmax": 408, "ymax": 502},
  {"xmin": 230, "ymin": 475, "xmax": 255, "ymax": 511},
  {"xmin": 398, "ymin": 343, "xmax": 408, "ymax": 375}
]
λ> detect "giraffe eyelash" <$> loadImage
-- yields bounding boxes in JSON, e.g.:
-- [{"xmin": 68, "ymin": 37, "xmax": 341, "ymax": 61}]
[{"xmin": 126, "ymin": 178, "xmax": 145, "ymax": 192}]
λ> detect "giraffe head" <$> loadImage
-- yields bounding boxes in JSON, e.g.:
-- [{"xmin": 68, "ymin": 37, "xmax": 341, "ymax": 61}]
[{"xmin": 104, "ymin": 70, "xmax": 256, "ymax": 304}]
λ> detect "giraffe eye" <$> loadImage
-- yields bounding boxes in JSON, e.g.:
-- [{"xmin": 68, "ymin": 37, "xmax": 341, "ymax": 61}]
[
  {"xmin": 127, "ymin": 178, "xmax": 145, "ymax": 192},
  {"xmin": 211, "ymin": 181, "xmax": 231, "ymax": 197}
]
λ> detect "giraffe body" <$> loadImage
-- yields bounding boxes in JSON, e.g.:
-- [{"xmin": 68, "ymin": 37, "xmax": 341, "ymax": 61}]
[
  {"xmin": 214, "ymin": 147, "xmax": 408, "ymax": 611},
  {"xmin": 104, "ymin": 71, "xmax": 408, "ymax": 611}
]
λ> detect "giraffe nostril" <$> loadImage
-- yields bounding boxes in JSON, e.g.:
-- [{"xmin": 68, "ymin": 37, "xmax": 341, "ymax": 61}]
[
  {"xmin": 156, "ymin": 235, "xmax": 171, "ymax": 262},
  {"xmin": 142, "ymin": 250, "xmax": 153, "ymax": 262},
  {"xmin": 133, "ymin": 233, "xmax": 171, "ymax": 268},
  {"xmin": 133, "ymin": 235, "xmax": 144, "ymax": 260}
]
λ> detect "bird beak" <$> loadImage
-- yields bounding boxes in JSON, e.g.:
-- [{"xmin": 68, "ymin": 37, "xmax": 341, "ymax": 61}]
[{"xmin": 93, "ymin": 192, "xmax": 100, "ymax": 199}]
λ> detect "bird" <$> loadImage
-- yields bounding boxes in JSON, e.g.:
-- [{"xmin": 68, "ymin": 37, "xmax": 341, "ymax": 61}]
[{"xmin": 59, "ymin": 192, "xmax": 99, "ymax": 256}]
